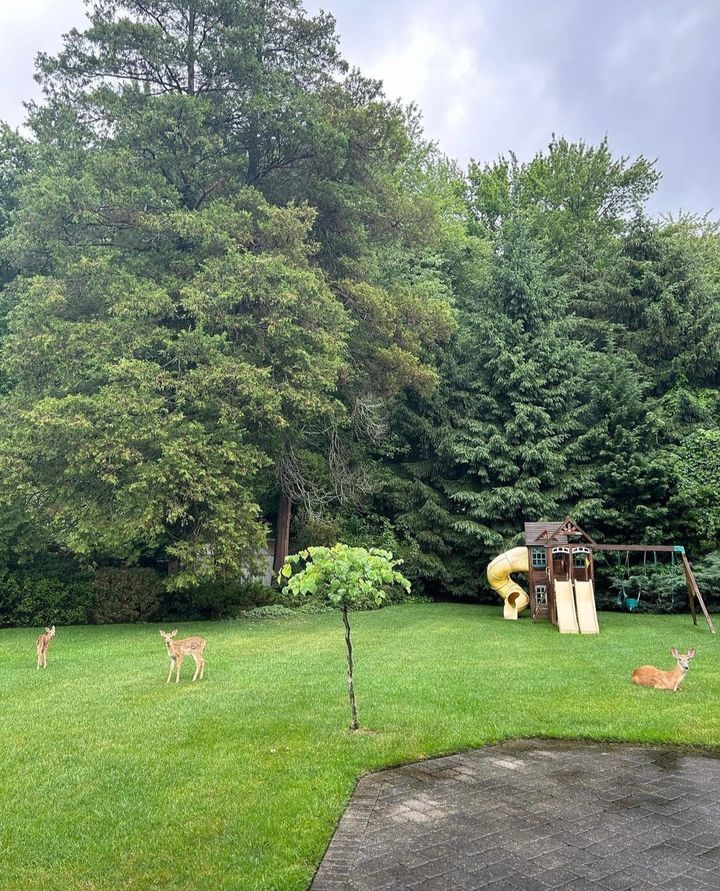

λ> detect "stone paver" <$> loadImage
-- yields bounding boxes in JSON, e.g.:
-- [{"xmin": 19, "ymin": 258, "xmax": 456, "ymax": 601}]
[{"xmin": 311, "ymin": 740, "xmax": 720, "ymax": 890}]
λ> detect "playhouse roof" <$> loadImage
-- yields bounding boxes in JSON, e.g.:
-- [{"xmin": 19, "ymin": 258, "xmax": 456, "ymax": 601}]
[
  {"xmin": 524, "ymin": 518, "xmax": 596, "ymax": 546},
  {"xmin": 525, "ymin": 522, "xmax": 566, "ymax": 545}
]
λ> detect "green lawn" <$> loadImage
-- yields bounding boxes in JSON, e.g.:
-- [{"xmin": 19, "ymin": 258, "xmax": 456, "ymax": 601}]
[{"xmin": 1, "ymin": 604, "xmax": 718, "ymax": 890}]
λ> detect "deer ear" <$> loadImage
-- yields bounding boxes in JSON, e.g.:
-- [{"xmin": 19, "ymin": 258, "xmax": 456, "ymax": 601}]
[
  {"xmin": 170, "ymin": 630, "xmax": 178, "ymax": 637},
  {"xmin": 688, "ymin": 648, "xmax": 696, "ymax": 658},
  {"xmin": 671, "ymin": 647, "xmax": 679, "ymax": 657},
  {"xmin": 159, "ymin": 630, "xmax": 165, "ymax": 636}
]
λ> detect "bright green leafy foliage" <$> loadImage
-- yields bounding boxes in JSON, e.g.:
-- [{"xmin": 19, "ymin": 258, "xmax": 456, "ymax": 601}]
[{"xmin": 279, "ymin": 543, "xmax": 410, "ymax": 609}]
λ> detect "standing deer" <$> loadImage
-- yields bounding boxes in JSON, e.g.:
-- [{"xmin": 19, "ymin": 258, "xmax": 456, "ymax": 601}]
[
  {"xmin": 631, "ymin": 647, "xmax": 696, "ymax": 692},
  {"xmin": 36, "ymin": 626, "xmax": 56, "ymax": 669},
  {"xmin": 159, "ymin": 630, "xmax": 207, "ymax": 683}
]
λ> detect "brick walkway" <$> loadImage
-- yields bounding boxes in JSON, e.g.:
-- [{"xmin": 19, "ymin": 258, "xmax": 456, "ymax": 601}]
[{"xmin": 311, "ymin": 739, "xmax": 720, "ymax": 890}]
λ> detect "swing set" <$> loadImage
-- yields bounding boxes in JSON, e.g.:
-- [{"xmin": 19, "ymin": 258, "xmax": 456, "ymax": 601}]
[
  {"xmin": 613, "ymin": 549, "xmax": 676, "ymax": 612},
  {"xmin": 596, "ymin": 542, "xmax": 714, "ymax": 631}
]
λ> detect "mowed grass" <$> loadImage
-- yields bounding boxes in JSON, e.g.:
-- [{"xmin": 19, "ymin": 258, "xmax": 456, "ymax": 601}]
[{"xmin": 1, "ymin": 604, "xmax": 718, "ymax": 890}]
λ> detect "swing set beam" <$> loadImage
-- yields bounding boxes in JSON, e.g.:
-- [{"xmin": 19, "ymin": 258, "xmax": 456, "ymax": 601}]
[
  {"xmin": 592, "ymin": 544, "xmax": 682, "ymax": 552},
  {"xmin": 592, "ymin": 544, "xmax": 715, "ymax": 634}
]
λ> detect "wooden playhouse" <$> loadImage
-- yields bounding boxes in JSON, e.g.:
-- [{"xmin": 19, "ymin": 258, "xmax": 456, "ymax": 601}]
[{"xmin": 487, "ymin": 517, "xmax": 715, "ymax": 635}]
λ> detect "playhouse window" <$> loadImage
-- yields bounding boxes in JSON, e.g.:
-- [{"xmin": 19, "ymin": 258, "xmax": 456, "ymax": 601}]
[
  {"xmin": 534, "ymin": 585, "xmax": 548, "ymax": 605},
  {"xmin": 531, "ymin": 547, "xmax": 547, "ymax": 568},
  {"xmin": 573, "ymin": 552, "xmax": 589, "ymax": 568}
]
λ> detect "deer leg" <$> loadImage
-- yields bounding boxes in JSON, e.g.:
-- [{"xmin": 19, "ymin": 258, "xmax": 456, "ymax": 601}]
[
  {"xmin": 175, "ymin": 653, "xmax": 183, "ymax": 683},
  {"xmin": 192, "ymin": 654, "xmax": 200, "ymax": 682},
  {"xmin": 200, "ymin": 657, "xmax": 205, "ymax": 680},
  {"xmin": 166, "ymin": 658, "xmax": 175, "ymax": 684}
]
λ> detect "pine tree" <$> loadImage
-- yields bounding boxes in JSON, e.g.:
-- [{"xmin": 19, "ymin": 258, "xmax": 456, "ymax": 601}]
[
  {"xmin": 0, "ymin": 0, "xmax": 455, "ymax": 585},
  {"xmin": 382, "ymin": 143, "xmax": 674, "ymax": 597}
]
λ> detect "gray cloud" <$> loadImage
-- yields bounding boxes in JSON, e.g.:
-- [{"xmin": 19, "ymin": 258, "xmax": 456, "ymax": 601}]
[
  {"xmin": 313, "ymin": 0, "xmax": 720, "ymax": 217},
  {"xmin": 0, "ymin": 0, "xmax": 87, "ymax": 125},
  {"xmin": 2, "ymin": 0, "xmax": 718, "ymax": 217}
]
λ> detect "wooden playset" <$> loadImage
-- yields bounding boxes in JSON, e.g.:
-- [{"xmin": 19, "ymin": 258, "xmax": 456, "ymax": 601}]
[{"xmin": 487, "ymin": 518, "xmax": 715, "ymax": 635}]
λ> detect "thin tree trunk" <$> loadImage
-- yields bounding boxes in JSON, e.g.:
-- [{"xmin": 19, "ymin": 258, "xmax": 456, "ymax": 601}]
[
  {"xmin": 186, "ymin": 7, "xmax": 196, "ymax": 95},
  {"xmin": 246, "ymin": 0, "xmax": 266, "ymax": 184},
  {"xmin": 343, "ymin": 604, "xmax": 359, "ymax": 730},
  {"xmin": 272, "ymin": 491, "xmax": 292, "ymax": 574},
  {"xmin": 246, "ymin": 113, "xmax": 260, "ymax": 185}
]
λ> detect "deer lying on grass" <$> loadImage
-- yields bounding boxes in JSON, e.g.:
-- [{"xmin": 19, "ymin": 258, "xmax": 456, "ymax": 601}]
[
  {"xmin": 631, "ymin": 647, "xmax": 696, "ymax": 692},
  {"xmin": 159, "ymin": 630, "xmax": 207, "ymax": 683},
  {"xmin": 36, "ymin": 626, "xmax": 55, "ymax": 669}
]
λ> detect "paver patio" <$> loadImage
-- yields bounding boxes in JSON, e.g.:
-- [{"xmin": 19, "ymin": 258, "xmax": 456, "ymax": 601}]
[{"xmin": 311, "ymin": 739, "xmax": 720, "ymax": 890}]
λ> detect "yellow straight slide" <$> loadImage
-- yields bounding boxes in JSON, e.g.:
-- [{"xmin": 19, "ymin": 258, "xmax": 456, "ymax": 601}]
[
  {"xmin": 486, "ymin": 547, "xmax": 529, "ymax": 620},
  {"xmin": 554, "ymin": 580, "xmax": 579, "ymax": 633},
  {"xmin": 574, "ymin": 580, "xmax": 600, "ymax": 634}
]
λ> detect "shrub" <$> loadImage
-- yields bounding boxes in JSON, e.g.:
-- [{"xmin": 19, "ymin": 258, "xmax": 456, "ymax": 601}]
[
  {"xmin": 0, "ymin": 570, "xmax": 93, "ymax": 627},
  {"xmin": 163, "ymin": 579, "xmax": 276, "ymax": 621},
  {"xmin": 600, "ymin": 556, "xmax": 718, "ymax": 614},
  {"xmin": 690, "ymin": 551, "xmax": 720, "ymax": 611},
  {"xmin": 0, "ymin": 574, "xmax": 23, "ymax": 627},
  {"xmin": 90, "ymin": 567, "xmax": 164, "ymax": 624},
  {"xmin": 235, "ymin": 602, "xmax": 333, "ymax": 621}
]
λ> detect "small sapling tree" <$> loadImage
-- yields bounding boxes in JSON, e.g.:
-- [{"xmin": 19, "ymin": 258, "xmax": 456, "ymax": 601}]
[{"xmin": 279, "ymin": 544, "xmax": 411, "ymax": 730}]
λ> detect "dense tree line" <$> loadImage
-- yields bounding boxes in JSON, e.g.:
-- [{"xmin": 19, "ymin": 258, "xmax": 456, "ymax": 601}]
[{"xmin": 0, "ymin": 0, "xmax": 718, "ymax": 623}]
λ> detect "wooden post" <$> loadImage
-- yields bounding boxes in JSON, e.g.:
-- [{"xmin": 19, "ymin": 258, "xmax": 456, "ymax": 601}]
[
  {"xmin": 528, "ymin": 548, "xmax": 537, "ymax": 622},
  {"xmin": 681, "ymin": 553, "xmax": 715, "ymax": 634},
  {"xmin": 685, "ymin": 560, "xmax": 698, "ymax": 627},
  {"xmin": 547, "ymin": 546, "xmax": 556, "ymax": 625}
]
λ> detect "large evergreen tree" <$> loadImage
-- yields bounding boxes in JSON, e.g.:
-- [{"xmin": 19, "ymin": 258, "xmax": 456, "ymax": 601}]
[
  {"xmin": 0, "ymin": 0, "xmax": 454, "ymax": 587},
  {"xmin": 1, "ymin": 180, "xmax": 349, "ymax": 587},
  {"xmin": 380, "ymin": 140, "xmax": 678, "ymax": 597}
]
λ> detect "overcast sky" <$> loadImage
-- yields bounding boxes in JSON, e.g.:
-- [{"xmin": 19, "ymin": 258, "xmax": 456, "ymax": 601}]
[{"xmin": 1, "ymin": 0, "xmax": 718, "ymax": 217}]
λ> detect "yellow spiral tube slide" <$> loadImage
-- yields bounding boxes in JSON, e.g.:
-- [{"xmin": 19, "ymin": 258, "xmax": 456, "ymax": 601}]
[{"xmin": 486, "ymin": 546, "xmax": 530, "ymax": 619}]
